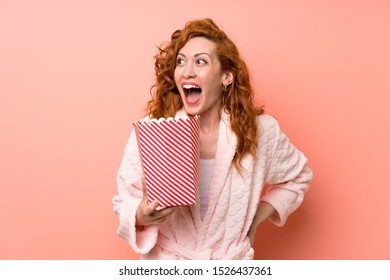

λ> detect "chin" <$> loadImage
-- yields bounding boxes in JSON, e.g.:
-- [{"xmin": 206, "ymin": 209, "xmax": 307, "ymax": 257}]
[
  {"xmin": 183, "ymin": 106, "xmax": 202, "ymax": 116},
  {"xmin": 184, "ymin": 109, "xmax": 199, "ymax": 116}
]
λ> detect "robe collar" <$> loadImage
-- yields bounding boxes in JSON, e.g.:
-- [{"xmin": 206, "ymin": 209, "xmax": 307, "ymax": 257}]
[{"xmin": 175, "ymin": 109, "xmax": 238, "ymax": 236}]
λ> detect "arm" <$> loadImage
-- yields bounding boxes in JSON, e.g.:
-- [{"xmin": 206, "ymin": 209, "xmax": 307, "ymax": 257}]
[
  {"xmin": 247, "ymin": 201, "xmax": 276, "ymax": 245},
  {"xmin": 260, "ymin": 117, "xmax": 313, "ymax": 227},
  {"xmin": 112, "ymin": 129, "xmax": 159, "ymax": 254}
]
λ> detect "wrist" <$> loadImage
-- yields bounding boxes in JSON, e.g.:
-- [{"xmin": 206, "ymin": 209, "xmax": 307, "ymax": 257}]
[{"xmin": 253, "ymin": 201, "xmax": 276, "ymax": 227}]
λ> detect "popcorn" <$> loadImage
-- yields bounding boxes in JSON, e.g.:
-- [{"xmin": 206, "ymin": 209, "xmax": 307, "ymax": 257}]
[{"xmin": 133, "ymin": 115, "xmax": 200, "ymax": 208}]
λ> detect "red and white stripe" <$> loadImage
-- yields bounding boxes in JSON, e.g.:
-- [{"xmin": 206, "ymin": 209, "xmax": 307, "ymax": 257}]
[{"xmin": 133, "ymin": 116, "xmax": 200, "ymax": 208}]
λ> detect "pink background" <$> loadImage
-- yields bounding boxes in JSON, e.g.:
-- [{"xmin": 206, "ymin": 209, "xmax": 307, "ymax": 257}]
[{"xmin": 1, "ymin": 0, "xmax": 389, "ymax": 259}]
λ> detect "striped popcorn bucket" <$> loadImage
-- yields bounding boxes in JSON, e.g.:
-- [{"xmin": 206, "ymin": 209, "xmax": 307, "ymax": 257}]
[{"xmin": 133, "ymin": 115, "xmax": 200, "ymax": 208}]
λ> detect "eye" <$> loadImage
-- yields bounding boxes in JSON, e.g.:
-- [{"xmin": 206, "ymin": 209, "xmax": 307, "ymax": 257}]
[
  {"xmin": 176, "ymin": 58, "xmax": 185, "ymax": 66},
  {"xmin": 196, "ymin": 59, "xmax": 207, "ymax": 65}
]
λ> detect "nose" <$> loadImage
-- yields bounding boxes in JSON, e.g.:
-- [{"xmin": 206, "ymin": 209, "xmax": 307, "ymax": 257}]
[{"xmin": 183, "ymin": 64, "xmax": 196, "ymax": 79}]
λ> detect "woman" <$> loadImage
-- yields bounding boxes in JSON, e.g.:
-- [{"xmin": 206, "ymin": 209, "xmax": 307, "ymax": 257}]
[{"xmin": 113, "ymin": 18, "xmax": 312, "ymax": 259}]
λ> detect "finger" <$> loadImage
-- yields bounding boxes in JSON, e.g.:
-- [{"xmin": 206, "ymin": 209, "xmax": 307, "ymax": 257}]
[
  {"xmin": 158, "ymin": 207, "xmax": 176, "ymax": 216},
  {"xmin": 143, "ymin": 200, "xmax": 159, "ymax": 216},
  {"xmin": 151, "ymin": 216, "xmax": 167, "ymax": 224},
  {"xmin": 148, "ymin": 206, "xmax": 181, "ymax": 224},
  {"xmin": 141, "ymin": 177, "xmax": 147, "ymax": 200}
]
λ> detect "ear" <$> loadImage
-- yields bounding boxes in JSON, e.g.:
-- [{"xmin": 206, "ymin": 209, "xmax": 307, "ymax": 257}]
[{"xmin": 222, "ymin": 71, "xmax": 234, "ymax": 86}]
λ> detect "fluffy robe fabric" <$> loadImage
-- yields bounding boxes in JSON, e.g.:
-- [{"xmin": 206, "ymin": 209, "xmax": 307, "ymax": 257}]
[{"xmin": 112, "ymin": 111, "xmax": 313, "ymax": 259}]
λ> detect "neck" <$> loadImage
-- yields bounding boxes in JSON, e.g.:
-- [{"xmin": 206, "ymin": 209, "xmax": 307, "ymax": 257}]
[{"xmin": 200, "ymin": 108, "xmax": 220, "ymax": 134}]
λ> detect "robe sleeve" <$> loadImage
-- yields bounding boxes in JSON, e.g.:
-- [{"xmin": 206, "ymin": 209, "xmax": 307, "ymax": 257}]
[
  {"xmin": 112, "ymin": 129, "xmax": 159, "ymax": 254},
  {"xmin": 261, "ymin": 116, "xmax": 313, "ymax": 226}
]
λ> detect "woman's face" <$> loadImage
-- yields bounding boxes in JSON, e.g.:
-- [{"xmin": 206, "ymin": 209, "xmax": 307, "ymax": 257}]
[{"xmin": 174, "ymin": 37, "xmax": 231, "ymax": 116}]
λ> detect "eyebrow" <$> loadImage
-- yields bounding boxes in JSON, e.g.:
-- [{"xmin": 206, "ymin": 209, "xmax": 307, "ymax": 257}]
[{"xmin": 177, "ymin": 52, "xmax": 212, "ymax": 58}]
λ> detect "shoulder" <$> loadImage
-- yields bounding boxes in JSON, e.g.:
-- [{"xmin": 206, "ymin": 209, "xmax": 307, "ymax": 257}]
[{"xmin": 256, "ymin": 114, "xmax": 281, "ymax": 136}]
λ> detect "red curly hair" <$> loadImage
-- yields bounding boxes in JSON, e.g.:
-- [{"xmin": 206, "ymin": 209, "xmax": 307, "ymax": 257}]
[{"xmin": 146, "ymin": 18, "xmax": 264, "ymax": 172}]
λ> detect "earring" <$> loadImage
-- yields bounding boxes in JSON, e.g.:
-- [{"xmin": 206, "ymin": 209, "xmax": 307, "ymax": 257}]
[{"xmin": 223, "ymin": 83, "xmax": 227, "ymax": 92}]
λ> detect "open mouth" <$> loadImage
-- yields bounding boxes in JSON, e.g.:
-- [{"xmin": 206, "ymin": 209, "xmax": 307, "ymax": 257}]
[{"xmin": 183, "ymin": 84, "xmax": 202, "ymax": 104}]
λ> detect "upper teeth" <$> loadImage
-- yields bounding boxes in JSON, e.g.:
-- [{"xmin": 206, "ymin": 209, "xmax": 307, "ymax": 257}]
[{"xmin": 183, "ymin": 85, "xmax": 200, "ymax": 89}]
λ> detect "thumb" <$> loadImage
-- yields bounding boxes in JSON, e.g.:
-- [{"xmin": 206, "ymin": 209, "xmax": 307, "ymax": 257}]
[
  {"xmin": 141, "ymin": 177, "xmax": 148, "ymax": 201},
  {"xmin": 141, "ymin": 178, "xmax": 159, "ymax": 214},
  {"xmin": 144, "ymin": 200, "xmax": 159, "ymax": 216}
]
